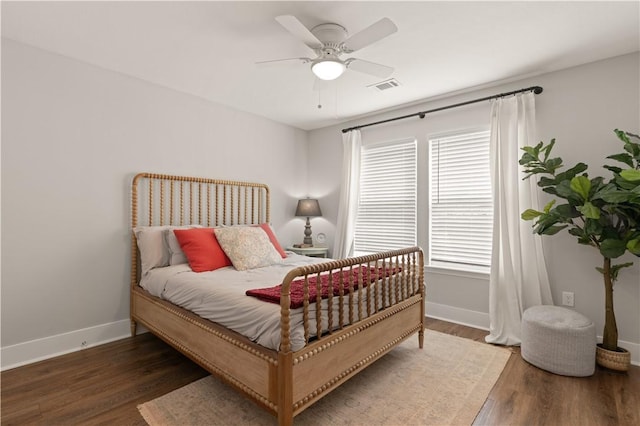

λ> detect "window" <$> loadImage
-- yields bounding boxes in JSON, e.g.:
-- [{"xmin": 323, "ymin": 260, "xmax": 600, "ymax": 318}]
[
  {"xmin": 354, "ymin": 139, "xmax": 417, "ymax": 256},
  {"xmin": 429, "ymin": 130, "xmax": 492, "ymax": 270}
]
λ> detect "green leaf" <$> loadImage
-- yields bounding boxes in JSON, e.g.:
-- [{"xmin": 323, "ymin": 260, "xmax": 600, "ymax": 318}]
[
  {"xmin": 624, "ymin": 141, "xmax": 640, "ymax": 158},
  {"xmin": 553, "ymin": 203, "xmax": 581, "ymax": 218},
  {"xmin": 520, "ymin": 145, "xmax": 539, "ymax": 157},
  {"xmin": 627, "ymin": 238, "xmax": 640, "ymax": 255},
  {"xmin": 577, "ymin": 201, "xmax": 600, "ymax": 219},
  {"xmin": 555, "ymin": 163, "xmax": 588, "ymax": 182},
  {"xmin": 519, "ymin": 154, "xmax": 536, "ymax": 166},
  {"xmin": 606, "ymin": 153, "xmax": 635, "ymax": 168},
  {"xmin": 599, "ymin": 239, "xmax": 628, "ymax": 258},
  {"xmin": 629, "ymin": 139, "xmax": 640, "ymax": 156},
  {"xmin": 521, "ymin": 209, "xmax": 542, "ymax": 220},
  {"xmin": 538, "ymin": 176, "xmax": 556, "ymax": 187},
  {"xmin": 615, "ymin": 175, "xmax": 638, "ymax": 190},
  {"xmin": 543, "ymin": 200, "xmax": 556, "ymax": 213},
  {"xmin": 542, "ymin": 139, "xmax": 556, "ymax": 161},
  {"xmin": 610, "ymin": 262, "xmax": 634, "ymax": 281},
  {"xmin": 589, "ymin": 176, "xmax": 605, "ymax": 193},
  {"xmin": 603, "ymin": 165, "xmax": 623, "ymax": 174},
  {"xmin": 604, "ymin": 191, "xmax": 634, "ymax": 203},
  {"xmin": 615, "ymin": 129, "xmax": 631, "ymax": 144},
  {"xmin": 539, "ymin": 225, "xmax": 568, "ymax": 235},
  {"xmin": 544, "ymin": 157, "xmax": 563, "ymax": 174},
  {"xmin": 567, "ymin": 227, "xmax": 593, "ymax": 245},
  {"xmin": 570, "ymin": 176, "xmax": 592, "ymax": 201},
  {"xmin": 584, "ymin": 218, "xmax": 603, "ymax": 236},
  {"xmin": 520, "ymin": 142, "xmax": 544, "ymax": 167},
  {"xmin": 620, "ymin": 169, "xmax": 640, "ymax": 182},
  {"xmin": 532, "ymin": 212, "xmax": 568, "ymax": 235},
  {"xmin": 578, "ymin": 236, "xmax": 593, "ymax": 245},
  {"xmin": 598, "ymin": 188, "xmax": 633, "ymax": 203},
  {"xmin": 601, "ymin": 226, "xmax": 622, "ymax": 241},
  {"xmin": 568, "ymin": 227, "xmax": 583, "ymax": 236},
  {"xmin": 555, "ymin": 180, "xmax": 574, "ymax": 198},
  {"xmin": 592, "ymin": 183, "xmax": 618, "ymax": 200}
]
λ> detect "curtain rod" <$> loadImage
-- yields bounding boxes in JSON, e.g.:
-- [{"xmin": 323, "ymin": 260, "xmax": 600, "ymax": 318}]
[{"xmin": 341, "ymin": 85, "xmax": 543, "ymax": 134}]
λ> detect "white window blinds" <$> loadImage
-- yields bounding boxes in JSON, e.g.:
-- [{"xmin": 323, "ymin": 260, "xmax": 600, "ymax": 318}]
[
  {"xmin": 354, "ymin": 139, "xmax": 417, "ymax": 256},
  {"xmin": 429, "ymin": 130, "xmax": 492, "ymax": 268}
]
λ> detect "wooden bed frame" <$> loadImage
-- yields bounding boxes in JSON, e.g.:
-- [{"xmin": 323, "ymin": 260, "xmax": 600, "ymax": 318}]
[{"xmin": 130, "ymin": 173, "xmax": 425, "ymax": 425}]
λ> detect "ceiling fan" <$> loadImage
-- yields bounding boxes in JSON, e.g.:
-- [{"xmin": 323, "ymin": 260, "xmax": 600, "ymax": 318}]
[{"xmin": 257, "ymin": 15, "xmax": 398, "ymax": 81}]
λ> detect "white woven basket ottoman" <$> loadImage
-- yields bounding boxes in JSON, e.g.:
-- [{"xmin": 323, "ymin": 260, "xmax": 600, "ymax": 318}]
[{"xmin": 521, "ymin": 305, "xmax": 596, "ymax": 377}]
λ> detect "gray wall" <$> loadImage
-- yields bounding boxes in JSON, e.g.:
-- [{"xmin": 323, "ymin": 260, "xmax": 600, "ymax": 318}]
[
  {"xmin": 1, "ymin": 39, "xmax": 309, "ymax": 353},
  {"xmin": 308, "ymin": 53, "xmax": 640, "ymax": 358}
]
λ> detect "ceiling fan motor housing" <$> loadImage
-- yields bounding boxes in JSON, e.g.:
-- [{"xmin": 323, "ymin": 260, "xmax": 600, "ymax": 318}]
[{"xmin": 311, "ymin": 23, "xmax": 348, "ymax": 55}]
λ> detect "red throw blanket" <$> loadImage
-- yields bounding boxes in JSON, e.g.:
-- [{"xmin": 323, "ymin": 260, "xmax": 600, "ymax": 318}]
[{"xmin": 246, "ymin": 266, "xmax": 400, "ymax": 309}]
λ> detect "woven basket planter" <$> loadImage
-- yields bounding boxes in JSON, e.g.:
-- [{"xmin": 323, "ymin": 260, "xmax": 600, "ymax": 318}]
[{"xmin": 596, "ymin": 344, "xmax": 630, "ymax": 372}]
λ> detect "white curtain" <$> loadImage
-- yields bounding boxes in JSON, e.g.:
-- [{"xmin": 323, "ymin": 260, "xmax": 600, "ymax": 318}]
[
  {"xmin": 333, "ymin": 129, "xmax": 362, "ymax": 259},
  {"xmin": 486, "ymin": 92, "xmax": 553, "ymax": 346}
]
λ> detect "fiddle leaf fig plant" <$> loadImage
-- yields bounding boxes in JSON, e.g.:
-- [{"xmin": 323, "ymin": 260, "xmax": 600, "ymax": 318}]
[{"xmin": 520, "ymin": 129, "xmax": 640, "ymax": 352}]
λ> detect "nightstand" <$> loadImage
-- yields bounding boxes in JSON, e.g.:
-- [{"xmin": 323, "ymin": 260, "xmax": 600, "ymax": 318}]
[{"xmin": 287, "ymin": 246, "xmax": 329, "ymax": 258}]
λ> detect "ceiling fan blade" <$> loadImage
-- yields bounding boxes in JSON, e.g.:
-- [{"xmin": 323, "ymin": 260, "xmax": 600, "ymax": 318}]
[
  {"xmin": 275, "ymin": 15, "xmax": 323, "ymax": 50},
  {"xmin": 343, "ymin": 18, "xmax": 397, "ymax": 52},
  {"xmin": 255, "ymin": 57, "xmax": 311, "ymax": 67},
  {"xmin": 346, "ymin": 58, "xmax": 394, "ymax": 78}
]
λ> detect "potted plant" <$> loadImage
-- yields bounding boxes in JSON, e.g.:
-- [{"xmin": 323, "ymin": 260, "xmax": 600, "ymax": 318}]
[{"xmin": 519, "ymin": 129, "xmax": 640, "ymax": 371}]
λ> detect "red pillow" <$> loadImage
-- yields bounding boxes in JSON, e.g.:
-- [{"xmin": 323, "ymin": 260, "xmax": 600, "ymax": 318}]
[
  {"xmin": 259, "ymin": 223, "xmax": 287, "ymax": 258},
  {"xmin": 173, "ymin": 228, "xmax": 232, "ymax": 272}
]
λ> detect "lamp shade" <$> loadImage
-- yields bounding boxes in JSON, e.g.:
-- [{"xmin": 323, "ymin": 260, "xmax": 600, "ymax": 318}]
[{"xmin": 295, "ymin": 199, "xmax": 322, "ymax": 217}]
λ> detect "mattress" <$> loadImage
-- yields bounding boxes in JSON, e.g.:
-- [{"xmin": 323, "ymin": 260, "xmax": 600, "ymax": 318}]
[{"xmin": 141, "ymin": 252, "xmax": 372, "ymax": 351}]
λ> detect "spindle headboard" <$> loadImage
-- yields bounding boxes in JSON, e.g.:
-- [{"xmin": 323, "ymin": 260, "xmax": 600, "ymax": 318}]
[
  {"xmin": 130, "ymin": 172, "xmax": 270, "ymax": 289},
  {"xmin": 131, "ymin": 173, "xmax": 270, "ymax": 228}
]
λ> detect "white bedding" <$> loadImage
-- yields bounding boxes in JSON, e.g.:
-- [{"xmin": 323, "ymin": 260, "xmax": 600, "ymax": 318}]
[{"xmin": 141, "ymin": 252, "xmax": 348, "ymax": 351}]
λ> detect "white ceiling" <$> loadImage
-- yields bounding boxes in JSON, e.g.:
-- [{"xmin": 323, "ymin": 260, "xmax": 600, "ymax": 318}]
[{"xmin": 2, "ymin": 1, "xmax": 639, "ymax": 130}]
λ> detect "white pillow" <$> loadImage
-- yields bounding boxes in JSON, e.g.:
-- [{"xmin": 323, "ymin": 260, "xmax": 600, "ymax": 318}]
[
  {"xmin": 134, "ymin": 226, "xmax": 173, "ymax": 276},
  {"xmin": 133, "ymin": 225, "xmax": 201, "ymax": 275},
  {"xmin": 214, "ymin": 226, "xmax": 283, "ymax": 271},
  {"xmin": 165, "ymin": 228, "xmax": 196, "ymax": 265}
]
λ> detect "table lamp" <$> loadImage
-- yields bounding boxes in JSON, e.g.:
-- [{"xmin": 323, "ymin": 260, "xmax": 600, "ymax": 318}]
[{"xmin": 295, "ymin": 198, "xmax": 322, "ymax": 246}]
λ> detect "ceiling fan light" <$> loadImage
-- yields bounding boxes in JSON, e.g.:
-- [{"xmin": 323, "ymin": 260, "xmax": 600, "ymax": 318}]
[{"xmin": 312, "ymin": 59, "xmax": 345, "ymax": 80}]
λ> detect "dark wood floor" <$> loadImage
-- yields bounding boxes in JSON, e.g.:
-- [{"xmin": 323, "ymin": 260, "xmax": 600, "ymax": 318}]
[{"xmin": 2, "ymin": 318, "xmax": 638, "ymax": 425}]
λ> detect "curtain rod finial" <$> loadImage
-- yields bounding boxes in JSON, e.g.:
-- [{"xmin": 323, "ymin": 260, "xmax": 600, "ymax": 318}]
[{"xmin": 533, "ymin": 86, "xmax": 543, "ymax": 95}]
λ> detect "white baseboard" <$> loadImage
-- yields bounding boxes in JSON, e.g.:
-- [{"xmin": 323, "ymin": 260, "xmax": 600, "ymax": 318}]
[
  {"xmin": 1, "ymin": 319, "xmax": 134, "ymax": 371},
  {"xmin": 426, "ymin": 301, "xmax": 639, "ymax": 366},
  {"xmin": 426, "ymin": 301, "xmax": 490, "ymax": 331},
  {"xmin": 3, "ymin": 306, "xmax": 638, "ymax": 370}
]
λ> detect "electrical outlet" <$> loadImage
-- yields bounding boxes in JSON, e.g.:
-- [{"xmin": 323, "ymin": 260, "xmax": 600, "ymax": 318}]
[{"xmin": 562, "ymin": 291, "xmax": 574, "ymax": 307}]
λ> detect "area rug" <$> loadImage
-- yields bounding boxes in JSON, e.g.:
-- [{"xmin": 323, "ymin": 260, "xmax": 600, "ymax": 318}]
[{"xmin": 138, "ymin": 330, "xmax": 511, "ymax": 426}]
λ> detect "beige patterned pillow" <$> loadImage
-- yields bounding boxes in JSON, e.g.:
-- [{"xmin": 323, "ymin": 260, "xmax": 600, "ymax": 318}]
[{"xmin": 214, "ymin": 226, "xmax": 283, "ymax": 271}]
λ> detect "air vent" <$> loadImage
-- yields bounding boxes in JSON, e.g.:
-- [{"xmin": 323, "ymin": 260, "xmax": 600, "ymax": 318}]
[{"xmin": 368, "ymin": 78, "xmax": 401, "ymax": 92}]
